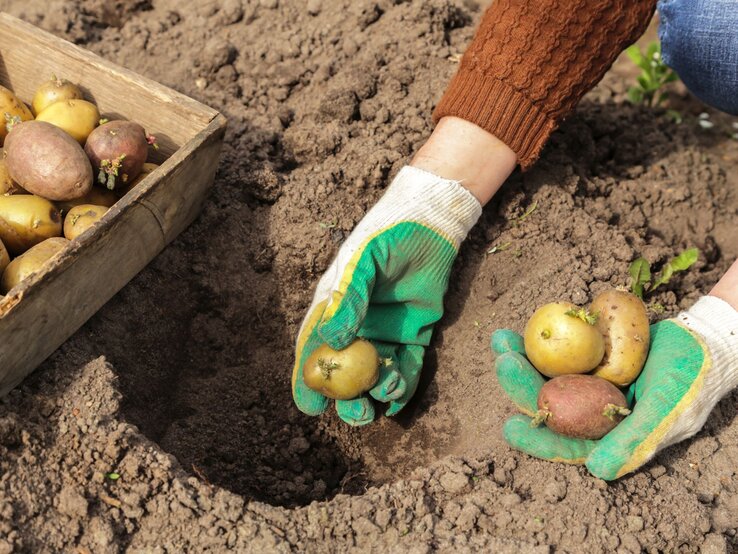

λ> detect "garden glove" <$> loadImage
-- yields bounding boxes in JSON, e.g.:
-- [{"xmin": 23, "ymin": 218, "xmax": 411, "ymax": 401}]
[
  {"xmin": 292, "ymin": 166, "xmax": 482, "ymax": 426},
  {"xmin": 493, "ymin": 296, "xmax": 738, "ymax": 480}
]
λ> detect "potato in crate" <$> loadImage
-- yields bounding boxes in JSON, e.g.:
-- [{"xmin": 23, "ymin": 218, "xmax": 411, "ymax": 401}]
[{"xmin": 0, "ymin": 13, "xmax": 227, "ymax": 396}]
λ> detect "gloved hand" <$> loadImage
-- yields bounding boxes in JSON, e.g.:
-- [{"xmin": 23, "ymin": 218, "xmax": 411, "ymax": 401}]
[
  {"xmin": 492, "ymin": 296, "xmax": 738, "ymax": 479},
  {"xmin": 292, "ymin": 166, "xmax": 481, "ymax": 425}
]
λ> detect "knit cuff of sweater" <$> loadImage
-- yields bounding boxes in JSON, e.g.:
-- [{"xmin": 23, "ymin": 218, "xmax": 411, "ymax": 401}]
[{"xmin": 432, "ymin": 69, "xmax": 557, "ymax": 170}]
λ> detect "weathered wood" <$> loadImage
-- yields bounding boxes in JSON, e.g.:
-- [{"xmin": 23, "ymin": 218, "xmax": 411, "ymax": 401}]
[{"xmin": 0, "ymin": 14, "xmax": 227, "ymax": 396}]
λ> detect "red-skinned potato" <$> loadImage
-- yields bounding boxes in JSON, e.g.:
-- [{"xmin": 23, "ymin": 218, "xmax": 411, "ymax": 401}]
[
  {"xmin": 5, "ymin": 121, "xmax": 93, "ymax": 201},
  {"xmin": 85, "ymin": 121, "xmax": 153, "ymax": 191},
  {"xmin": 534, "ymin": 374, "xmax": 631, "ymax": 440}
]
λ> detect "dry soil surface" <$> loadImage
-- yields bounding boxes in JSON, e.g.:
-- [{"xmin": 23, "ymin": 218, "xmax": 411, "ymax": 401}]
[{"xmin": 1, "ymin": 0, "xmax": 738, "ymax": 552}]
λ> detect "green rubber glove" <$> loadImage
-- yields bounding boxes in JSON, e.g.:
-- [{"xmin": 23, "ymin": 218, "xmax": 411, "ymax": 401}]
[
  {"xmin": 292, "ymin": 166, "xmax": 481, "ymax": 426},
  {"xmin": 493, "ymin": 296, "xmax": 738, "ymax": 479}
]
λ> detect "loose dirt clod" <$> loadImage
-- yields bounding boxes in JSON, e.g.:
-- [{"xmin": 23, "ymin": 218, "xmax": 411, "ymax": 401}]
[{"xmin": 0, "ymin": 0, "xmax": 737, "ymax": 552}]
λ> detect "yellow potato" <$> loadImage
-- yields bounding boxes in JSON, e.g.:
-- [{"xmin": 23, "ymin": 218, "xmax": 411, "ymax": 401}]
[
  {"xmin": 591, "ymin": 289, "xmax": 650, "ymax": 386},
  {"xmin": 0, "ymin": 85, "xmax": 33, "ymax": 145},
  {"xmin": 35, "ymin": 99, "xmax": 100, "ymax": 144},
  {"xmin": 32, "ymin": 76, "xmax": 83, "ymax": 115},
  {"xmin": 56, "ymin": 187, "xmax": 118, "ymax": 213},
  {"xmin": 0, "ymin": 158, "xmax": 23, "ymax": 195},
  {"xmin": 1, "ymin": 237, "xmax": 68, "ymax": 293},
  {"xmin": 0, "ymin": 195, "xmax": 63, "ymax": 255},
  {"xmin": 303, "ymin": 340, "xmax": 381, "ymax": 400},
  {"xmin": 0, "ymin": 237, "xmax": 8, "ymax": 274},
  {"xmin": 116, "ymin": 162, "xmax": 160, "ymax": 197},
  {"xmin": 524, "ymin": 302, "xmax": 605, "ymax": 378},
  {"xmin": 64, "ymin": 204, "xmax": 108, "ymax": 240}
]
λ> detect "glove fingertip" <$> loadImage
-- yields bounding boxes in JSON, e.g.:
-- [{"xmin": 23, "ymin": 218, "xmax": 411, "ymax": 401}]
[
  {"xmin": 370, "ymin": 368, "xmax": 407, "ymax": 402},
  {"xmin": 491, "ymin": 329, "xmax": 525, "ymax": 355},
  {"xmin": 503, "ymin": 414, "xmax": 534, "ymax": 444},
  {"xmin": 293, "ymin": 390, "xmax": 330, "ymax": 416},
  {"xmin": 336, "ymin": 397, "xmax": 376, "ymax": 426},
  {"xmin": 584, "ymin": 453, "xmax": 620, "ymax": 482},
  {"xmin": 385, "ymin": 400, "xmax": 405, "ymax": 417}
]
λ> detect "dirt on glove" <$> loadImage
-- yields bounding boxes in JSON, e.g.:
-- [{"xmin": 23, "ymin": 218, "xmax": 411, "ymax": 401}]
[{"xmin": 1, "ymin": 0, "xmax": 737, "ymax": 552}]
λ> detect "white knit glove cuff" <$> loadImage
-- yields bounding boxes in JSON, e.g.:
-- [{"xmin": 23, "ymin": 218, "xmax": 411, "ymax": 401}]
[
  {"xmin": 679, "ymin": 296, "xmax": 738, "ymax": 389},
  {"xmin": 360, "ymin": 165, "xmax": 483, "ymax": 246},
  {"xmin": 660, "ymin": 296, "xmax": 738, "ymax": 448}
]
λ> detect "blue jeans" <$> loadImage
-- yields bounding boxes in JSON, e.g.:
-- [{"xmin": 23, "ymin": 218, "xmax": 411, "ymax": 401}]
[{"xmin": 659, "ymin": 0, "xmax": 738, "ymax": 115}]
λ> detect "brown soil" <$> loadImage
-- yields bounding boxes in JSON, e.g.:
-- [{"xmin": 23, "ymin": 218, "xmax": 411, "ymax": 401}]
[{"xmin": 1, "ymin": 0, "xmax": 738, "ymax": 552}]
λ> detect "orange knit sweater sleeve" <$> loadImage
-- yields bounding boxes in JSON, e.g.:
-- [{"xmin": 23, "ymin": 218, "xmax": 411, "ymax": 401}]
[{"xmin": 433, "ymin": 0, "xmax": 657, "ymax": 169}]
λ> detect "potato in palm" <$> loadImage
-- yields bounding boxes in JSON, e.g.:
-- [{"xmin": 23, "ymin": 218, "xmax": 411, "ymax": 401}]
[
  {"xmin": 303, "ymin": 339, "xmax": 381, "ymax": 400},
  {"xmin": 523, "ymin": 302, "xmax": 605, "ymax": 377}
]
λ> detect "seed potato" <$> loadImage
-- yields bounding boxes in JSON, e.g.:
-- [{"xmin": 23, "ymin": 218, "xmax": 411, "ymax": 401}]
[
  {"xmin": 303, "ymin": 339, "xmax": 381, "ymax": 400},
  {"xmin": 35, "ymin": 99, "xmax": 100, "ymax": 144},
  {"xmin": 0, "ymin": 195, "xmax": 62, "ymax": 255},
  {"xmin": 591, "ymin": 289, "xmax": 650, "ymax": 386},
  {"xmin": 5, "ymin": 120, "xmax": 93, "ymax": 201},
  {"xmin": 524, "ymin": 302, "xmax": 605, "ymax": 378},
  {"xmin": 64, "ymin": 204, "xmax": 108, "ymax": 240},
  {"xmin": 1, "ymin": 237, "xmax": 69, "ymax": 293},
  {"xmin": 31, "ymin": 77, "xmax": 83, "ymax": 115},
  {"xmin": 0, "ymin": 85, "xmax": 33, "ymax": 145},
  {"xmin": 85, "ymin": 121, "xmax": 151, "ymax": 190},
  {"xmin": 535, "ymin": 374, "xmax": 631, "ymax": 439}
]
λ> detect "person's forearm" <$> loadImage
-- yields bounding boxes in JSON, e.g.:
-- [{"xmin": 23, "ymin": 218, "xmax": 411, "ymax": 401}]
[
  {"xmin": 433, "ymin": 0, "xmax": 657, "ymax": 169},
  {"xmin": 710, "ymin": 259, "xmax": 738, "ymax": 311},
  {"xmin": 411, "ymin": 117, "xmax": 517, "ymax": 205}
]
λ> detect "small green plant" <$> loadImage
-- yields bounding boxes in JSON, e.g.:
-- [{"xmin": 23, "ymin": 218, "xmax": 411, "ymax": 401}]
[
  {"xmin": 629, "ymin": 248, "xmax": 699, "ymax": 299},
  {"xmin": 510, "ymin": 201, "xmax": 538, "ymax": 225},
  {"xmin": 626, "ymin": 42, "xmax": 678, "ymax": 107}
]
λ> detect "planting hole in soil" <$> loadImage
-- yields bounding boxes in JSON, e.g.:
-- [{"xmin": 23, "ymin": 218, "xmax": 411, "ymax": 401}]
[{"xmin": 2, "ymin": 1, "xmax": 738, "ymax": 552}]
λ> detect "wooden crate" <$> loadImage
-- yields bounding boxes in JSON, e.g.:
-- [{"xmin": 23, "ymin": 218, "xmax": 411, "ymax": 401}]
[{"xmin": 0, "ymin": 13, "xmax": 227, "ymax": 396}]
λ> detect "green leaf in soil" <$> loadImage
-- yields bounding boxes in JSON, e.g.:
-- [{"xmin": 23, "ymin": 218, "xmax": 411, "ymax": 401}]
[
  {"xmin": 651, "ymin": 248, "xmax": 699, "ymax": 292},
  {"xmin": 629, "ymin": 257, "xmax": 651, "ymax": 299}
]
